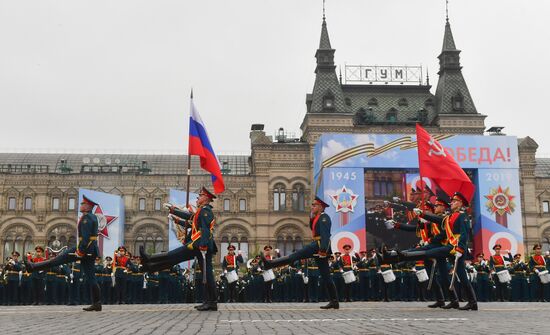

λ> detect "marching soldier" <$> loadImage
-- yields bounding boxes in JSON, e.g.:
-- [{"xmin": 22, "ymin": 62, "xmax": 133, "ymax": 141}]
[
  {"xmin": 140, "ymin": 187, "xmax": 219, "ymax": 311},
  {"xmin": 382, "ymin": 192, "xmax": 478, "ymax": 310},
  {"xmin": 222, "ymin": 245, "xmax": 243, "ymax": 302},
  {"xmin": 26, "ymin": 196, "xmax": 102, "ymax": 311},
  {"xmin": 489, "ymin": 244, "xmax": 513, "ymax": 302},
  {"xmin": 261, "ymin": 197, "xmax": 340, "ymax": 309}
]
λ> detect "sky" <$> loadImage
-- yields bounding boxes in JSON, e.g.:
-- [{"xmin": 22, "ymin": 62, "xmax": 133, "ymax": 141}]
[{"xmin": 1, "ymin": 0, "xmax": 549, "ymax": 156}]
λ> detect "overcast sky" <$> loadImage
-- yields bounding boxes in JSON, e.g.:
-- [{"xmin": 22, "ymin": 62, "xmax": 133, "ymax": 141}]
[{"xmin": 1, "ymin": 0, "xmax": 549, "ymax": 156}]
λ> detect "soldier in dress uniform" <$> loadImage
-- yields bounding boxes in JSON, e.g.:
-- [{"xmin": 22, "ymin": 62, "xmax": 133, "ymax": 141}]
[
  {"xmin": 489, "ymin": 244, "xmax": 513, "ymax": 301},
  {"xmin": 340, "ymin": 244, "xmax": 358, "ymax": 302},
  {"xmin": 261, "ymin": 197, "xmax": 340, "ymax": 309},
  {"xmin": 222, "ymin": 245, "xmax": 244, "ymax": 302},
  {"xmin": 472, "ymin": 253, "xmax": 490, "ymax": 302},
  {"xmin": 366, "ymin": 249, "xmax": 380, "ymax": 301},
  {"xmin": 356, "ymin": 251, "xmax": 369, "ymax": 301},
  {"xmin": 26, "ymin": 196, "xmax": 102, "ymax": 311},
  {"xmin": 331, "ymin": 251, "xmax": 344, "ymax": 301},
  {"xmin": 4, "ymin": 251, "xmax": 22, "ymax": 305},
  {"xmin": 102, "ymin": 256, "xmax": 113, "ymax": 304},
  {"xmin": 382, "ymin": 192, "xmax": 478, "ymax": 310},
  {"xmin": 529, "ymin": 244, "xmax": 548, "ymax": 302},
  {"xmin": 113, "ymin": 246, "xmax": 132, "ymax": 304},
  {"xmin": 140, "ymin": 187, "xmax": 219, "ymax": 311},
  {"xmin": 261, "ymin": 245, "xmax": 275, "ymax": 303},
  {"xmin": 68, "ymin": 260, "xmax": 82, "ymax": 305},
  {"xmin": 28, "ymin": 246, "xmax": 46, "ymax": 305},
  {"xmin": 510, "ymin": 253, "xmax": 529, "ymax": 302}
]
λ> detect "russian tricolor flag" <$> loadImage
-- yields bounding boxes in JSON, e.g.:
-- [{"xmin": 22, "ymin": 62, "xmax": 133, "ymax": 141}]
[{"xmin": 188, "ymin": 93, "xmax": 225, "ymax": 194}]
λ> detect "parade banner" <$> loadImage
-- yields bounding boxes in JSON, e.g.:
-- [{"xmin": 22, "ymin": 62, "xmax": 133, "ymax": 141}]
[
  {"xmin": 320, "ymin": 167, "xmax": 366, "ymax": 253},
  {"xmin": 78, "ymin": 189, "xmax": 124, "ymax": 258},
  {"xmin": 168, "ymin": 189, "xmax": 198, "ymax": 269},
  {"xmin": 313, "ymin": 133, "xmax": 523, "ymax": 256}
]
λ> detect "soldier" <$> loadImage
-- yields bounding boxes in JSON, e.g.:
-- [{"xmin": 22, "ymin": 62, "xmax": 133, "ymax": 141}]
[
  {"xmin": 140, "ymin": 187, "xmax": 219, "ymax": 311},
  {"xmin": 112, "ymin": 246, "xmax": 131, "ymax": 304},
  {"xmin": 489, "ymin": 244, "xmax": 513, "ymax": 302},
  {"xmin": 331, "ymin": 251, "xmax": 344, "ymax": 300},
  {"xmin": 261, "ymin": 245, "xmax": 275, "ymax": 303},
  {"xmin": 261, "ymin": 197, "xmax": 340, "ymax": 309},
  {"xmin": 510, "ymin": 253, "xmax": 529, "ymax": 302},
  {"xmin": 222, "ymin": 245, "xmax": 244, "ymax": 303},
  {"xmin": 529, "ymin": 243, "xmax": 548, "ymax": 302},
  {"xmin": 382, "ymin": 192, "xmax": 478, "ymax": 310},
  {"xmin": 68, "ymin": 259, "xmax": 82, "ymax": 305},
  {"xmin": 5, "ymin": 251, "xmax": 22, "ymax": 305},
  {"xmin": 366, "ymin": 249, "xmax": 380, "ymax": 301},
  {"xmin": 340, "ymin": 244, "xmax": 357, "ymax": 302},
  {"xmin": 472, "ymin": 253, "xmax": 490, "ymax": 302},
  {"xmin": 26, "ymin": 196, "xmax": 102, "ymax": 311},
  {"xmin": 28, "ymin": 246, "xmax": 46, "ymax": 305}
]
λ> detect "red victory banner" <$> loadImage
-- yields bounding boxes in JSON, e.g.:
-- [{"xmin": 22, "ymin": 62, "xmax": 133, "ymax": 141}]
[{"xmin": 416, "ymin": 124, "xmax": 475, "ymax": 203}]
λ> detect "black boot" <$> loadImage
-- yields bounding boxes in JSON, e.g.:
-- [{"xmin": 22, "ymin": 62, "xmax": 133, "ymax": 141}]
[
  {"xmin": 197, "ymin": 280, "xmax": 217, "ymax": 311},
  {"xmin": 261, "ymin": 254, "xmax": 293, "ymax": 270},
  {"xmin": 83, "ymin": 284, "xmax": 102, "ymax": 312},
  {"xmin": 320, "ymin": 281, "xmax": 339, "ymax": 309},
  {"xmin": 441, "ymin": 300, "xmax": 459, "ymax": 309},
  {"xmin": 458, "ymin": 301, "xmax": 478, "ymax": 310},
  {"xmin": 458, "ymin": 282, "xmax": 478, "ymax": 310},
  {"xmin": 428, "ymin": 300, "xmax": 445, "ymax": 308},
  {"xmin": 25, "ymin": 255, "xmax": 66, "ymax": 273}
]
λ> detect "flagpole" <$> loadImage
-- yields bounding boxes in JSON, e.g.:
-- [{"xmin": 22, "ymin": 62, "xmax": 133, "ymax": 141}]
[
  {"xmin": 186, "ymin": 90, "xmax": 193, "ymax": 208},
  {"xmin": 416, "ymin": 123, "xmax": 426, "ymax": 206}
]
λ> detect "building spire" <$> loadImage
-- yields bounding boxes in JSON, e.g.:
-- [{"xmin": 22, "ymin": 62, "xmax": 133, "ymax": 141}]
[
  {"xmin": 446, "ymin": 0, "xmax": 449, "ymax": 22},
  {"xmin": 323, "ymin": 0, "xmax": 326, "ymax": 21}
]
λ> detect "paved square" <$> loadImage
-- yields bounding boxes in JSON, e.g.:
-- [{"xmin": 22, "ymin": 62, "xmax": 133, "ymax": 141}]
[{"xmin": 1, "ymin": 302, "xmax": 549, "ymax": 335}]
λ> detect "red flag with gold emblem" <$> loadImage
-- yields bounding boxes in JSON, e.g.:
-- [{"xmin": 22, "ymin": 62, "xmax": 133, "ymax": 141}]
[{"xmin": 416, "ymin": 124, "xmax": 475, "ymax": 202}]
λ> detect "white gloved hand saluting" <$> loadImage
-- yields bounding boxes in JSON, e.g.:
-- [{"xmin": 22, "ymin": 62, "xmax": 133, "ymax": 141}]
[
  {"xmin": 413, "ymin": 208, "xmax": 423, "ymax": 216},
  {"xmin": 392, "ymin": 197, "xmax": 401, "ymax": 203},
  {"xmin": 163, "ymin": 203, "xmax": 173, "ymax": 210}
]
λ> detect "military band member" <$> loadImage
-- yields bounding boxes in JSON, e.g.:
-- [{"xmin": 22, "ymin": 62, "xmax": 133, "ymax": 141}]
[
  {"xmin": 261, "ymin": 197, "xmax": 340, "ymax": 309},
  {"xmin": 529, "ymin": 244, "xmax": 547, "ymax": 302},
  {"xmin": 222, "ymin": 245, "xmax": 243, "ymax": 302},
  {"xmin": 472, "ymin": 253, "xmax": 490, "ymax": 302},
  {"xmin": 25, "ymin": 196, "xmax": 102, "ymax": 311},
  {"xmin": 341, "ymin": 244, "xmax": 357, "ymax": 302},
  {"xmin": 140, "ymin": 187, "xmax": 218, "ymax": 311},
  {"xmin": 489, "ymin": 244, "xmax": 513, "ymax": 302},
  {"xmin": 510, "ymin": 253, "xmax": 529, "ymax": 302},
  {"xmin": 5, "ymin": 251, "xmax": 22, "ymax": 305},
  {"xmin": 28, "ymin": 246, "xmax": 46, "ymax": 305}
]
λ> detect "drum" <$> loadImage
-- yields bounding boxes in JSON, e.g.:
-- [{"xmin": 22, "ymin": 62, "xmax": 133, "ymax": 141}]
[
  {"xmin": 343, "ymin": 270, "xmax": 356, "ymax": 284},
  {"xmin": 382, "ymin": 269, "xmax": 396, "ymax": 283},
  {"xmin": 497, "ymin": 269, "xmax": 512, "ymax": 283},
  {"xmin": 538, "ymin": 270, "xmax": 550, "ymax": 284},
  {"xmin": 262, "ymin": 269, "xmax": 275, "ymax": 282},
  {"xmin": 226, "ymin": 270, "xmax": 238, "ymax": 284},
  {"xmin": 415, "ymin": 268, "xmax": 429, "ymax": 283}
]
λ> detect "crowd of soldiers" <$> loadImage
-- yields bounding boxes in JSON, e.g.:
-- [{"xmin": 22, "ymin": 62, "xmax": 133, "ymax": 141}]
[{"xmin": 2, "ymin": 242, "xmax": 549, "ymax": 306}]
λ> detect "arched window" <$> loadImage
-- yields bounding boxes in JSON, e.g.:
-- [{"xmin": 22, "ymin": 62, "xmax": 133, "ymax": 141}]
[
  {"xmin": 134, "ymin": 224, "xmax": 164, "ymax": 254},
  {"xmin": 323, "ymin": 93, "xmax": 335, "ymax": 110},
  {"xmin": 292, "ymin": 184, "xmax": 305, "ymax": 211},
  {"xmin": 276, "ymin": 227, "xmax": 304, "ymax": 257},
  {"xmin": 3, "ymin": 225, "xmax": 34, "ymax": 258},
  {"xmin": 273, "ymin": 183, "xmax": 286, "ymax": 211},
  {"xmin": 277, "ymin": 236, "xmax": 285, "ymax": 255},
  {"xmin": 374, "ymin": 177, "xmax": 394, "ymax": 197}
]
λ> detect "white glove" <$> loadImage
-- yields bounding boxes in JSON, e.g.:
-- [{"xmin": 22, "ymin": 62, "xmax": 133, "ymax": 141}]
[
  {"xmin": 275, "ymin": 249, "xmax": 280, "ymax": 254},
  {"xmin": 393, "ymin": 197, "xmax": 401, "ymax": 203},
  {"xmin": 413, "ymin": 208, "xmax": 423, "ymax": 216},
  {"xmin": 385, "ymin": 220, "xmax": 395, "ymax": 229},
  {"xmin": 163, "ymin": 202, "xmax": 173, "ymax": 210},
  {"xmin": 455, "ymin": 251, "xmax": 463, "ymax": 259},
  {"xmin": 70, "ymin": 273, "xmax": 74, "ymax": 279},
  {"xmin": 383, "ymin": 200, "xmax": 390, "ymax": 206},
  {"xmin": 535, "ymin": 269, "xmax": 540, "ymax": 274},
  {"xmin": 167, "ymin": 213, "xmax": 181, "ymax": 222}
]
